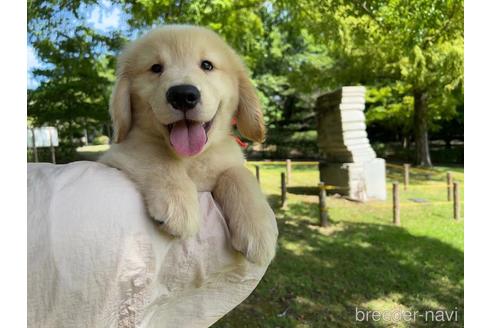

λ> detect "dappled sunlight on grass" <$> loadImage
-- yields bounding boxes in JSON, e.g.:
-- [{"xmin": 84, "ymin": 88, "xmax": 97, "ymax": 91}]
[
  {"xmin": 216, "ymin": 162, "xmax": 463, "ymax": 327},
  {"xmin": 76, "ymin": 144, "xmax": 109, "ymax": 161},
  {"xmin": 76, "ymin": 144, "xmax": 110, "ymax": 152},
  {"xmin": 65, "ymin": 153, "xmax": 463, "ymax": 326}
]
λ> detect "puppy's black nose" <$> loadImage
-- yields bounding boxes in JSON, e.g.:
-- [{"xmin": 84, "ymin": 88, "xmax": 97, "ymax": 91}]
[{"xmin": 166, "ymin": 84, "xmax": 200, "ymax": 111}]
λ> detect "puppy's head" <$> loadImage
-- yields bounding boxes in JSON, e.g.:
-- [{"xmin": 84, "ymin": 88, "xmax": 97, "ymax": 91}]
[{"xmin": 110, "ymin": 25, "xmax": 265, "ymax": 157}]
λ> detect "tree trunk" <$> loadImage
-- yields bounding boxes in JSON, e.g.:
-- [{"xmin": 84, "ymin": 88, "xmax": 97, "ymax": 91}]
[
  {"xmin": 445, "ymin": 138, "xmax": 452, "ymax": 150},
  {"xmin": 413, "ymin": 90, "xmax": 432, "ymax": 167},
  {"xmin": 282, "ymin": 95, "xmax": 296, "ymax": 126},
  {"xmin": 402, "ymin": 136, "xmax": 408, "ymax": 149}
]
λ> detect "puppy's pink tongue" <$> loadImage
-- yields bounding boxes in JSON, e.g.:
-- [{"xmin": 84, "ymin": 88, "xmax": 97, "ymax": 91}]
[{"xmin": 170, "ymin": 121, "xmax": 206, "ymax": 156}]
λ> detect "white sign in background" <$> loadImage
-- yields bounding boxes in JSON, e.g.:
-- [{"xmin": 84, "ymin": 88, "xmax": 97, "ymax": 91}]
[{"xmin": 27, "ymin": 127, "xmax": 59, "ymax": 148}]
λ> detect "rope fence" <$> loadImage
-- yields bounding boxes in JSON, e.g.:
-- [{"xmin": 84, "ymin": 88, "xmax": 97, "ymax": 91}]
[
  {"xmin": 317, "ymin": 180, "xmax": 462, "ymax": 226},
  {"xmin": 250, "ymin": 160, "xmax": 442, "ymax": 173},
  {"xmin": 385, "ymin": 162, "xmax": 441, "ymax": 174},
  {"xmin": 321, "ymin": 200, "xmax": 455, "ymax": 209},
  {"xmin": 248, "ymin": 160, "xmax": 463, "ymax": 226}
]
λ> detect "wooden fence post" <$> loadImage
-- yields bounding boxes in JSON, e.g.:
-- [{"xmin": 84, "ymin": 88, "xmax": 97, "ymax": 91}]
[
  {"xmin": 318, "ymin": 182, "xmax": 329, "ymax": 227},
  {"xmin": 255, "ymin": 165, "xmax": 260, "ymax": 183},
  {"xmin": 286, "ymin": 159, "xmax": 291, "ymax": 185},
  {"xmin": 393, "ymin": 182, "xmax": 400, "ymax": 226},
  {"xmin": 31, "ymin": 128, "xmax": 39, "ymax": 163},
  {"xmin": 49, "ymin": 128, "xmax": 56, "ymax": 164},
  {"xmin": 281, "ymin": 172, "xmax": 287, "ymax": 207},
  {"xmin": 453, "ymin": 182, "xmax": 460, "ymax": 220},
  {"xmin": 403, "ymin": 164, "xmax": 410, "ymax": 190},
  {"xmin": 447, "ymin": 172, "xmax": 452, "ymax": 201}
]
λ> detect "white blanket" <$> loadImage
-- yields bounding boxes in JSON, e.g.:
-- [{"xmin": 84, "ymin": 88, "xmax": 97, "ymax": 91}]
[{"xmin": 27, "ymin": 161, "xmax": 273, "ymax": 328}]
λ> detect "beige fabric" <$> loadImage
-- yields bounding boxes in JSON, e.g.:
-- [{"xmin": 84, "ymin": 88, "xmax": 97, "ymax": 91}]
[{"xmin": 28, "ymin": 161, "xmax": 271, "ymax": 328}]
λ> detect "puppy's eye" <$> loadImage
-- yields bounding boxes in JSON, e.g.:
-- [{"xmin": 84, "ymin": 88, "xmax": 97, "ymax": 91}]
[
  {"xmin": 150, "ymin": 64, "xmax": 163, "ymax": 73},
  {"xmin": 200, "ymin": 60, "xmax": 214, "ymax": 71}
]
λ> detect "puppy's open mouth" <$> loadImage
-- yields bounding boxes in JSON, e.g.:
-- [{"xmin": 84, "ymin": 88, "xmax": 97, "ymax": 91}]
[{"xmin": 166, "ymin": 119, "xmax": 213, "ymax": 157}]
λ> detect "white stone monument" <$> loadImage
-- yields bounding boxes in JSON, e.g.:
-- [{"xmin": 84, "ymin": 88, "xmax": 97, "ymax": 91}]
[{"xmin": 315, "ymin": 86, "xmax": 386, "ymax": 201}]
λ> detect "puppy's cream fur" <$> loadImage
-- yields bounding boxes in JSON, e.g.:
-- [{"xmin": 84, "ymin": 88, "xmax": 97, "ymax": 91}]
[{"xmin": 99, "ymin": 25, "xmax": 277, "ymax": 264}]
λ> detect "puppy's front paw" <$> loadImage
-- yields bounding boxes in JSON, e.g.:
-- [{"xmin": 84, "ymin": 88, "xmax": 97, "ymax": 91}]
[
  {"xmin": 229, "ymin": 202, "xmax": 278, "ymax": 265},
  {"xmin": 146, "ymin": 187, "xmax": 200, "ymax": 239}
]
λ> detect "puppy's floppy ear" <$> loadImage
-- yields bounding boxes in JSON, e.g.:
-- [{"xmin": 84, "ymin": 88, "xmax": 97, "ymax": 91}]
[
  {"xmin": 236, "ymin": 70, "xmax": 265, "ymax": 143},
  {"xmin": 110, "ymin": 74, "xmax": 131, "ymax": 143}
]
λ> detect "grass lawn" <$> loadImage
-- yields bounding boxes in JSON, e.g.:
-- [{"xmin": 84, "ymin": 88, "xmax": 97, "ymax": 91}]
[
  {"xmin": 74, "ymin": 144, "xmax": 464, "ymax": 327},
  {"xmin": 76, "ymin": 144, "xmax": 110, "ymax": 161},
  {"xmin": 215, "ymin": 162, "xmax": 464, "ymax": 328}
]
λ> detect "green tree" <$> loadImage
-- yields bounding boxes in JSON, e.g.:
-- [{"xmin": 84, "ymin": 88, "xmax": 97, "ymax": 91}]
[
  {"xmin": 297, "ymin": 0, "xmax": 464, "ymax": 166},
  {"xmin": 27, "ymin": 0, "xmax": 463, "ymax": 164},
  {"xmin": 28, "ymin": 0, "xmax": 125, "ymax": 160}
]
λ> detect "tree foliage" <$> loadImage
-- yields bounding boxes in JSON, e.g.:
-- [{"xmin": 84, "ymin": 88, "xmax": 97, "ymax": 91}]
[
  {"xmin": 296, "ymin": 0, "xmax": 464, "ymax": 165},
  {"xmin": 27, "ymin": 0, "xmax": 464, "ymax": 164},
  {"xmin": 28, "ymin": 0, "xmax": 126, "ymax": 159}
]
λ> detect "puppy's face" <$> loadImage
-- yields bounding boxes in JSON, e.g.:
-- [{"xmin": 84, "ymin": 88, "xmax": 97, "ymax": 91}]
[{"xmin": 110, "ymin": 25, "xmax": 265, "ymax": 157}]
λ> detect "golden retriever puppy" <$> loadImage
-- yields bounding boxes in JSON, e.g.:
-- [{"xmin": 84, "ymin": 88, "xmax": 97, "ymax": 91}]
[{"xmin": 99, "ymin": 25, "xmax": 278, "ymax": 265}]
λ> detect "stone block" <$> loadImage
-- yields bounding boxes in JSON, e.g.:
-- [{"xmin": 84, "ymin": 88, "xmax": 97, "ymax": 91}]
[{"xmin": 316, "ymin": 86, "xmax": 387, "ymax": 201}]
